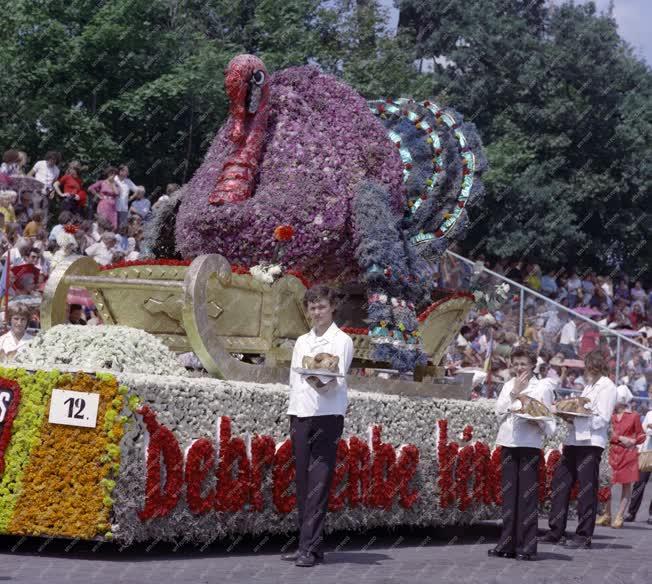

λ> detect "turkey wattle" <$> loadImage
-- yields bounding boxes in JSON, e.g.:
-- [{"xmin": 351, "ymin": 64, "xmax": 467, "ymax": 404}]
[{"xmin": 148, "ymin": 53, "xmax": 487, "ymax": 370}]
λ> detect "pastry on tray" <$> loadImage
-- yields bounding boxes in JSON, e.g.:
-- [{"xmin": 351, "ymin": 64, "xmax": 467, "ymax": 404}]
[
  {"xmin": 555, "ymin": 396, "xmax": 592, "ymax": 415},
  {"xmin": 511, "ymin": 395, "xmax": 552, "ymax": 418},
  {"xmin": 302, "ymin": 352, "xmax": 340, "ymax": 372}
]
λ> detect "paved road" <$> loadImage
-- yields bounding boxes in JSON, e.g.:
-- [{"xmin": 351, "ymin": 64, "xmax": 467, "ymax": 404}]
[{"xmin": 1, "ymin": 493, "xmax": 650, "ymax": 584}]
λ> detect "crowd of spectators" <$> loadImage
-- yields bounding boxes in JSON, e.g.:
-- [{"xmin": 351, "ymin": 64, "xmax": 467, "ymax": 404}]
[
  {"xmin": 440, "ymin": 253, "xmax": 651, "ymax": 414},
  {"xmin": 0, "ymin": 148, "xmax": 177, "ymax": 355}
]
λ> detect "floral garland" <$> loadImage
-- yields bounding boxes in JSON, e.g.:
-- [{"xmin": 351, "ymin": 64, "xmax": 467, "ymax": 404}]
[
  {"xmin": 417, "ymin": 291, "xmax": 476, "ymax": 323},
  {"xmin": 455, "ymin": 444, "xmax": 474, "ymax": 511},
  {"xmin": 395, "ymin": 444, "xmax": 420, "ymax": 509}
]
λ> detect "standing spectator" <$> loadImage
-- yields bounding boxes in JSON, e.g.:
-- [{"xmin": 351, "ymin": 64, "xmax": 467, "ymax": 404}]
[
  {"xmin": 129, "ymin": 187, "xmax": 152, "ymax": 222},
  {"xmin": 558, "ymin": 315, "xmax": 578, "ymax": 358},
  {"xmin": 540, "ymin": 268, "xmax": 558, "ymax": 298},
  {"xmin": 540, "ymin": 307, "xmax": 563, "ymax": 353},
  {"xmin": 631, "ymin": 281, "xmax": 646, "ymax": 304},
  {"xmin": 89, "ymin": 167, "xmax": 120, "ymax": 229},
  {"xmin": 27, "ymin": 151, "xmax": 61, "ymax": 194},
  {"xmin": 596, "ymin": 386, "xmax": 645, "ymax": 528},
  {"xmin": 615, "ymin": 279, "xmax": 630, "ymax": 302},
  {"xmin": 53, "ymin": 161, "xmax": 87, "ymax": 215},
  {"xmin": 579, "ymin": 321, "xmax": 601, "ymax": 358},
  {"xmin": 115, "ymin": 165, "xmax": 138, "ymax": 229},
  {"xmin": 625, "ymin": 408, "xmax": 652, "ymax": 523},
  {"xmin": 581, "ymin": 272, "xmax": 596, "ymax": 306},
  {"xmin": 23, "ymin": 211, "xmax": 44, "ymax": 238},
  {"xmin": 0, "ymin": 150, "xmax": 21, "ymax": 176},
  {"xmin": 566, "ymin": 270, "xmax": 582, "ymax": 308}
]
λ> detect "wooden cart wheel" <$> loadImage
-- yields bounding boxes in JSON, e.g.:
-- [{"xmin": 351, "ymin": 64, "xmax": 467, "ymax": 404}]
[{"xmin": 181, "ymin": 254, "xmax": 289, "ymax": 383}]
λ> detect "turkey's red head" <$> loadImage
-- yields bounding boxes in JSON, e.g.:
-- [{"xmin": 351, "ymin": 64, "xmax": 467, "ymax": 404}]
[
  {"xmin": 209, "ymin": 54, "xmax": 271, "ymax": 205},
  {"xmin": 224, "ymin": 54, "xmax": 270, "ymax": 145}
]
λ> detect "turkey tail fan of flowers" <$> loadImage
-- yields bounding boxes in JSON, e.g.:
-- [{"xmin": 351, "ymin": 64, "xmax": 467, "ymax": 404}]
[
  {"xmin": 174, "ymin": 65, "xmax": 405, "ymax": 283},
  {"xmin": 367, "ymin": 98, "xmax": 488, "ymax": 262}
]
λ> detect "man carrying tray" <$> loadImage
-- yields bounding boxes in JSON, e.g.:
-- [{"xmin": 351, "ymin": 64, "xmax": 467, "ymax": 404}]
[{"xmin": 282, "ymin": 284, "xmax": 353, "ymax": 567}]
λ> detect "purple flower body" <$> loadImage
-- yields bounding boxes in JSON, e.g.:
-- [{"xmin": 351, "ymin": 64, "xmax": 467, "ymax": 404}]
[{"xmin": 175, "ymin": 66, "xmax": 404, "ymax": 281}]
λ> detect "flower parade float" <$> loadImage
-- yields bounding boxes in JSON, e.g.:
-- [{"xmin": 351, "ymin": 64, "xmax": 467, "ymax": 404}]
[
  {"xmin": 0, "ymin": 365, "xmax": 612, "ymax": 544},
  {"xmin": 42, "ymin": 53, "xmax": 488, "ymax": 387},
  {"xmin": 8, "ymin": 54, "xmax": 608, "ymax": 543}
]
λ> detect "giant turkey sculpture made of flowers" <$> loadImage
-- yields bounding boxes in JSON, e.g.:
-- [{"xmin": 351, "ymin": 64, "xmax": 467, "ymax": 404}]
[{"xmin": 147, "ymin": 54, "xmax": 487, "ymax": 370}]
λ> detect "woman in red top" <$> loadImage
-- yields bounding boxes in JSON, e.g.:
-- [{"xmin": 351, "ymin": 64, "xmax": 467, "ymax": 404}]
[
  {"xmin": 53, "ymin": 161, "xmax": 87, "ymax": 215},
  {"xmin": 598, "ymin": 385, "xmax": 645, "ymax": 528}
]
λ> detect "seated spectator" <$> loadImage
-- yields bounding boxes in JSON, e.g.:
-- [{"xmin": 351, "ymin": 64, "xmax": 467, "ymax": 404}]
[
  {"xmin": 558, "ymin": 314, "xmax": 578, "ymax": 358},
  {"xmin": 49, "ymin": 227, "xmax": 79, "ymax": 273},
  {"xmin": 85, "ymin": 232, "xmax": 119, "ymax": 266},
  {"xmin": 129, "ymin": 187, "xmax": 151, "ymax": 221},
  {"xmin": 23, "ymin": 211, "xmax": 43, "ymax": 238},
  {"xmin": 0, "ymin": 190, "xmax": 17, "ymax": 229},
  {"xmin": 68, "ymin": 303, "xmax": 87, "ymax": 325},
  {"xmin": 0, "ymin": 302, "xmax": 34, "ymax": 363},
  {"xmin": 49, "ymin": 211, "xmax": 74, "ymax": 243}
]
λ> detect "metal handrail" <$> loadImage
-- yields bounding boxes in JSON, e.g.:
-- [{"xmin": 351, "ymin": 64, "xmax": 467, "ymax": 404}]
[
  {"xmin": 446, "ymin": 250, "xmax": 647, "ymax": 350},
  {"xmin": 445, "ymin": 250, "xmax": 648, "ymax": 381}
]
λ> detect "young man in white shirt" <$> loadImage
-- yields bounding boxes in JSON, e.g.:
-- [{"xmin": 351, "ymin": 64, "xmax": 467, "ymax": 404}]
[
  {"xmin": 282, "ymin": 285, "xmax": 353, "ymax": 567},
  {"xmin": 558, "ymin": 317, "xmax": 577, "ymax": 358},
  {"xmin": 540, "ymin": 349, "xmax": 618, "ymax": 548},
  {"xmin": 27, "ymin": 151, "xmax": 61, "ymax": 194},
  {"xmin": 114, "ymin": 165, "xmax": 137, "ymax": 229},
  {"xmin": 490, "ymin": 347, "xmax": 557, "ymax": 561}
]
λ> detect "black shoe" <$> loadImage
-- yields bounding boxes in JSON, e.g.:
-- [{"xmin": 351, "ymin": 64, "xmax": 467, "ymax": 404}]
[
  {"xmin": 647, "ymin": 518, "xmax": 652, "ymax": 525},
  {"xmin": 538, "ymin": 532, "xmax": 565, "ymax": 544},
  {"xmin": 282, "ymin": 550, "xmax": 323, "ymax": 562},
  {"xmin": 624, "ymin": 514, "xmax": 635, "ymax": 522},
  {"xmin": 295, "ymin": 552, "xmax": 322, "ymax": 567},
  {"xmin": 562, "ymin": 537, "xmax": 591, "ymax": 549},
  {"xmin": 487, "ymin": 548, "xmax": 516, "ymax": 559},
  {"xmin": 516, "ymin": 553, "xmax": 537, "ymax": 561}
]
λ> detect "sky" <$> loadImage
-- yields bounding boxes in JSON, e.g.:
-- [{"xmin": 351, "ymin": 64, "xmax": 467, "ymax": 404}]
[{"xmin": 382, "ymin": 0, "xmax": 651, "ymax": 66}]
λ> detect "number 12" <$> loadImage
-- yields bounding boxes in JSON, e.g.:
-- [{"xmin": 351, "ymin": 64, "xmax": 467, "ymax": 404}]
[{"xmin": 64, "ymin": 397, "xmax": 86, "ymax": 420}]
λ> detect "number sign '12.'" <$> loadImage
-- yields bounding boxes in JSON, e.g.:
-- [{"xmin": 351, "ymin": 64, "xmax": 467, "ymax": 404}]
[{"xmin": 48, "ymin": 389, "xmax": 100, "ymax": 428}]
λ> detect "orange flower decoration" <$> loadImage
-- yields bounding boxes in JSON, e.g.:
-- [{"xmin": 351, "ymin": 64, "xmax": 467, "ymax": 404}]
[{"xmin": 273, "ymin": 225, "xmax": 294, "ymax": 242}]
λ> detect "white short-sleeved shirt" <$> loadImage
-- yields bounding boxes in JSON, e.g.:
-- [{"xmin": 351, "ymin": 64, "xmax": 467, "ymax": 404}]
[
  {"xmin": 115, "ymin": 177, "xmax": 136, "ymax": 212},
  {"xmin": 31, "ymin": 160, "xmax": 60, "ymax": 190},
  {"xmin": 0, "ymin": 331, "xmax": 34, "ymax": 363},
  {"xmin": 287, "ymin": 322, "xmax": 353, "ymax": 417}
]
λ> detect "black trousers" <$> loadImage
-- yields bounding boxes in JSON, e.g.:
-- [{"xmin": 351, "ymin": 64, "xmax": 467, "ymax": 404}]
[
  {"xmin": 289, "ymin": 414, "xmax": 343, "ymax": 555},
  {"xmin": 628, "ymin": 470, "xmax": 651, "ymax": 518},
  {"xmin": 496, "ymin": 447, "xmax": 540, "ymax": 555},
  {"xmin": 548, "ymin": 445, "xmax": 603, "ymax": 540}
]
